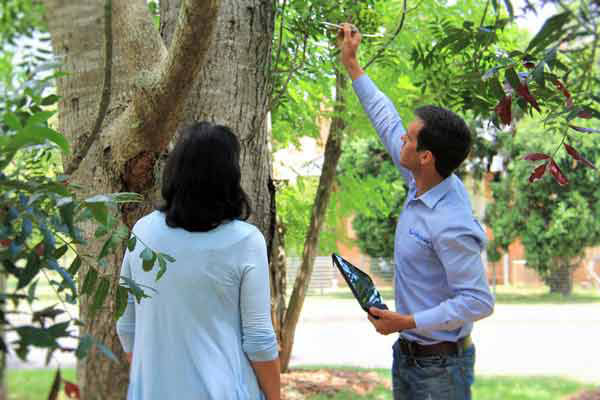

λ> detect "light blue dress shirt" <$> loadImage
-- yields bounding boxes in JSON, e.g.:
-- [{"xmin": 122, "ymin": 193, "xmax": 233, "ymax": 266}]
[
  {"xmin": 353, "ymin": 74, "xmax": 494, "ymax": 344},
  {"xmin": 116, "ymin": 211, "xmax": 278, "ymax": 400}
]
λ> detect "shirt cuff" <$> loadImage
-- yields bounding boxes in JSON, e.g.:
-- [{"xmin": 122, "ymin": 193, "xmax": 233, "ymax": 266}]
[
  {"xmin": 245, "ymin": 342, "xmax": 279, "ymax": 362},
  {"xmin": 352, "ymin": 74, "xmax": 378, "ymax": 102}
]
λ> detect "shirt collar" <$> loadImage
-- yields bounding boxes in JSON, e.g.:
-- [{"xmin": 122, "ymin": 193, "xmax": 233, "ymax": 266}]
[{"xmin": 415, "ymin": 175, "xmax": 453, "ymax": 209}]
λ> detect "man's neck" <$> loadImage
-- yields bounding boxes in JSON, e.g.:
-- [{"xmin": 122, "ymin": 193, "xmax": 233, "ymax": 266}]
[{"xmin": 414, "ymin": 171, "xmax": 445, "ymax": 198}]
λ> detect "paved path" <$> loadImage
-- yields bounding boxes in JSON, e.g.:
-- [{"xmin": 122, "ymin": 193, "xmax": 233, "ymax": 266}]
[
  {"xmin": 8, "ymin": 298, "xmax": 600, "ymax": 384},
  {"xmin": 288, "ymin": 298, "xmax": 600, "ymax": 384}
]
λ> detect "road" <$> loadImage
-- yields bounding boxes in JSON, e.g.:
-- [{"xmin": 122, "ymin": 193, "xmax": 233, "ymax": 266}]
[
  {"xmin": 8, "ymin": 298, "xmax": 600, "ymax": 384},
  {"xmin": 288, "ymin": 298, "xmax": 600, "ymax": 384}
]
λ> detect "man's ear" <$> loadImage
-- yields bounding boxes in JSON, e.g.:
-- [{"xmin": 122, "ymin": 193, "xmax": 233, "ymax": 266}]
[{"xmin": 420, "ymin": 150, "xmax": 434, "ymax": 166}]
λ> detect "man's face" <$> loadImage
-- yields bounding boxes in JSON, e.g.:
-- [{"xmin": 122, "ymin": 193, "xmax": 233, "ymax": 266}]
[{"xmin": 399, "ymin": 118, "xmax": 425, "ymax": 171}]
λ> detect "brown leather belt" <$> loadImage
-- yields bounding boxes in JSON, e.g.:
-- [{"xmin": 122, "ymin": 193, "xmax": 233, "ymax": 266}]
[{"xmin": 398, "ymin": 335, "xmax": 472, "ymax": 357}]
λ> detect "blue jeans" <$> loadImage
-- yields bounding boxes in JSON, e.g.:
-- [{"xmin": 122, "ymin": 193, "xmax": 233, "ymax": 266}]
[{"xmin": 391, "ymin": 338, "xmax": 475, "ymax": 400}]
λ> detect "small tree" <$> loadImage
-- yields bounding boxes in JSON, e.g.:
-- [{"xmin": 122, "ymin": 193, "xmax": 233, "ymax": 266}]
[
  {"xmin": 337, "ymin": 138, "xmax": 406, "ymax": 262},
  {"xmin": 485, "ymin": 119, "xmax": 600, "ymax": 295}
]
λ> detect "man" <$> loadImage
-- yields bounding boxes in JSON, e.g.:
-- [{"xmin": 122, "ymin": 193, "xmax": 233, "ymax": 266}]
[{"xmin": 338, "ymin": 24, "xmax": 494, "ymax": 400}]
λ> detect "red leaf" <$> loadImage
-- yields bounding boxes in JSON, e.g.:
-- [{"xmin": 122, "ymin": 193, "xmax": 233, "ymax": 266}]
[
  {"xmin": 523, "ymin": 153, "xmax": 550, "ymax": 161},
  {"xmin": 552, "ymin": 79, "xmax": 572, "ymax": 108},
  {"xmin": 35, "ymin": 243, "xmax": 45, "ymax": 257},
  {"xmin": 568, "ymin": 125, "xmax": 600, "ymax": 134},
  {"xmin": 549, "ymin": 160, "xmax": 569, "ymax": 186},
  {"xmin": 564, "ymin": 143, "xmax": 596, "ymax": 169},
  {"xmin": 577, "ymin": 111, "xmax": 593, "ymax": 119},
  {"xmin": 64, "ymin": 381, "xmax": 80, "ymax": 399},
  {"xmin": 494, "ymin": 95, "xmax": 512, "ymax": 125},
  {"xmin": 516, "ymin": 82, "xmax": 541, "ymax": 112},
  {"xmin": 528, "ymin": 162, "xmax": 547, "ymax": 183},
  {"xmin": 523, "ymin": 61, "xmax": 535, "ymax": 69}
]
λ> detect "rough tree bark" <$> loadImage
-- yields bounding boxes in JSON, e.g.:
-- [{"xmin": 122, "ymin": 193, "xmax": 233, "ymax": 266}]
[
  {"xmin": 278, "ymin": 69, "xmax": 347, "ymax": 371},
  {"xmin": 42, "ymin": 0, "xmax": 274, "ymax": 398}
]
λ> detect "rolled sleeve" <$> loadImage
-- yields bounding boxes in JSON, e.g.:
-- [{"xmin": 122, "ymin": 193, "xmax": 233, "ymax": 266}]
[
  {"xmin": 239, "ymin": 231, "xmax": 279, "ymax": 362},
  {"xmin": 414, "ymin": 223, "xmax": 494, "ymax": 331}
]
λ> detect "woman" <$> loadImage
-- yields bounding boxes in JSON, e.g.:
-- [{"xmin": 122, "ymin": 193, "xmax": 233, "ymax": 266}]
[{"xmin": 116, "ymin": 121, "xmax": 280, "ymax": 400}]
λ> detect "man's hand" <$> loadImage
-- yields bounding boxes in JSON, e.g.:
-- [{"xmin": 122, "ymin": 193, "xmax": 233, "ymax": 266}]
[
  {"xmin": 337, "ymin": 23, "xmax": 364, "ymax": 80},
  {"xmin": 368, "ymin": 307, "xmax": 416, "ymax": 335},
  {"xmin": 126, "ymin": 352, "xmax": 132, "ymax": 363}
]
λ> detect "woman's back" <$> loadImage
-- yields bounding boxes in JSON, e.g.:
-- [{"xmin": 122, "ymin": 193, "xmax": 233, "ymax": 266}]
[{"xmin": 118, "ymin": 211, "xmax": 277, "ymax": 400}]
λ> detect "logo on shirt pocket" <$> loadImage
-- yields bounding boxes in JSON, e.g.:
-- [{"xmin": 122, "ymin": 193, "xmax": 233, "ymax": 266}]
[{"xmin": 408, "ymin": 228, "xmax": 433, "ymax": 249}]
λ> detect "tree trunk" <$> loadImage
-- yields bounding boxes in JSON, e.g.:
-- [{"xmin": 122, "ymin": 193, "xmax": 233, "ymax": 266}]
[
  {"xmin": 43, "ymin": 0, "xmax": 272, "ymax": 398},
  {"xmin": 279, "ymin": 69, "xmax": 347, "ymax": 372},
  {"xmin": 159, "ymin": 0, "xmax": 276, "ymax": 239},
  {"xmin": 546, "ymin": 261, "xmax": 573, "ymax": 296},
  {"xmin": 269, "ymin": 217, "xmax": 288, "ymax": 345}
]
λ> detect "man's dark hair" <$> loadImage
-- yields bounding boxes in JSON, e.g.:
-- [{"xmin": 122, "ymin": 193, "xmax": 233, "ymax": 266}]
[
  {"xmin": 414, "ymin": 105, "xmax": 472, "ymax": 178},
  {"xmin": 159, "ymin": 121, "xmax": 251, "ymax": 232}
]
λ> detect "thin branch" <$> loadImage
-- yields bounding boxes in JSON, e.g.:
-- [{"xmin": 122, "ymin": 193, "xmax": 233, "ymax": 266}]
[
  {"xmin": 364, "ymin": 0, "xmax": 408, "ymax": 70},
  {"xmin": 64, "ymin": 0, "xmax": 113, "ymax": 176},
  {"xmin": 273, "ymin": 0, "xmax": 287, "ymax": 77},
  {"xmin": 269, "ymin": 26, "xmax": 310, "ymax": 112},
  {"xmin": 480, "ymin": 0, "xmax": 491, "ymax": 27}
]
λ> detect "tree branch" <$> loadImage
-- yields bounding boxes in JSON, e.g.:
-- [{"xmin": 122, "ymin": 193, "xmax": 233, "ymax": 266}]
[
  {"xmin": 102, "ymin": 0, "xmax": 221, "ymax": 175},
  {"xmin": 112, "ymin": 0, "xmax": 168, "ymax": 76},
  {"xmin": 363, "ymin": 0, "xmax": 408, "ymax": 71},
  {"xmin": 64, "ymin": 0, "xmax": 113, "ymax": 176}
]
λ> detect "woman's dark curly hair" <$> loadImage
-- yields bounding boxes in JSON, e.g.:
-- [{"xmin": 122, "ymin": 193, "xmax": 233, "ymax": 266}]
[{"xmin": 159, "ymin": 121, "xmax": 251, "ymax": 232}]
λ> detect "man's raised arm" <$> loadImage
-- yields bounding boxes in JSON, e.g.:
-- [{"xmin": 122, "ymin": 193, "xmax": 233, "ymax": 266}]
[{"xmin": 338, "ymin": 24, "xmax": 411, "ymax": 182}]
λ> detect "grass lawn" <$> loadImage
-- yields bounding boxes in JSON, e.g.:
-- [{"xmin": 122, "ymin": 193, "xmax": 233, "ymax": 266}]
[
  {"xmin": 301, "ymin": 368, "xmax": 593, "ymax": 400},
  {"xmin": 316, "ymin": 285, "xmax": 600, "ymax": 305},
  {"xmin": 6, "ymin": 368, "xmax": 76, "ymax": 400},
  {"xmin": 6, "ymin": 367, "xmax": 594, "ymax": 400}
]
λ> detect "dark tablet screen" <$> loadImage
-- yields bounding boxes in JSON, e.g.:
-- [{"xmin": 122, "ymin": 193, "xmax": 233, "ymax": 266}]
[{"xmin": 331, "ymin": 253, "xmax": 385, "ymax": 312}]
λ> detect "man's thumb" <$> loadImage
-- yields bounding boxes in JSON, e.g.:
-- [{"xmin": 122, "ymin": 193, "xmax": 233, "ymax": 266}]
[{"xmin": 369, "ymin": 306, "xmax": 384, "ymax": 316}]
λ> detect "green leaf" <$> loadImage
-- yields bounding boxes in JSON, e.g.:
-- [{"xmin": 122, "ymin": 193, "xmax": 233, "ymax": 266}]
[
  {"xmin": 505, "ymin": 68, "xmax": 521, "ymax": 91},
  {"xmin": 115, "ymin": 285, "xmax": 129, "ymax": 320},
  {"xmin": 140, "ymin": 248, "xmax": 156, "ymax": 272},
  {"xmin": 4, "ymin": 112, "xmax": 22, "ymax": 130},
  {"xmin": 526, "ymin": 12, "xmax": 571, "ymax": 53},
  {"xmin": 21, "ymin": 125, "xmax": 70, "ymax": 154},
  {"xmin": 81, "ymin": 268, "xmax": 98, "ymax": 295},
  {"xmin": 59, "ymin": 202, "xmax": 77, "ymax": 237},
  {"xmin": 41, "ymin": 94, "xmax": 60, "ymax": 106},
  {"xmin": 27, "ymin": 279, "xmax": 39, "ymax": 304},
  {"xmin": 94, "ymin": 339, "xmax": 118, "ymax": 363},
  {"xmin": 25, "ymin": 110, "xmax": 55, "ymax": 127},
  {"xmin": 489, "ymin": 78, "xmax": 505, "ymax": 98},
  {"xmin": 120, "ymin": 276, "xmax": 151, "ymax": 303},
  {"xmin": 156, "ymin": 256, "xmax": 167, "ymax": 281},
  {"xmin": 16, "ymin": 326, "xmax": 56, "ymax": 347},
  {"xmin": 91, "ymin": 277, "xmax": 110, "ymax": 316},
  {"xmin": 84, "ymin": 202, "xmax": 108, "ymax": 225},
  {"xmin": 533, "ymin": 61, "xmax": 546, "ymax": 87},
  {"xmin": 17, "ymin": 253, "xmax": 40, "ymax": 290},
  {"xmin": 67, "ymin": 256, "xmax": 82, "ymax": 276},
  {"xmin": 161, "ymin": 253, "xmax": 176, "ymax": 263},
  {"xmin": 127, "ymin": 237, "xmax": 137, "ymax": 252},
  {"xmin": 53, "ymin": 245, "xmax": 69, "ymax": 260},
  {"xmin": 76, "ymin": 334, "xmax": 93, "ymax": 359}
]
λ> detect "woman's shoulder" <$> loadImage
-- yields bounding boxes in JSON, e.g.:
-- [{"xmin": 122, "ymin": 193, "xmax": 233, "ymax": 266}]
[{"xmin": 227, "ymin": 220, "xmax": 264, "ymax": 241}]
